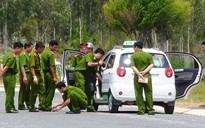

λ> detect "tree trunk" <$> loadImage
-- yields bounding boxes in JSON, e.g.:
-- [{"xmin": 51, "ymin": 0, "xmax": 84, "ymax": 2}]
[
  {"xmin": 79, "ymin": 17, "xmax": 82, "ymax": 44},
  {"xmin": 3, "ymin": 22, "xmax": 9, "ymax": 53},
  {"xmin": 69, "ymin": 0, "xmax": 73, "ymax": 42},
  {"xmin": 53, "ymin": 27, "xmax": 56, "ymax": 40},
  {"xmin": 187, "ymin": 27, "xmax": 190, "ymax": 53},
  {"xmin": 2, "ymin": 1, "xmax": 9, "ymax": 53}
]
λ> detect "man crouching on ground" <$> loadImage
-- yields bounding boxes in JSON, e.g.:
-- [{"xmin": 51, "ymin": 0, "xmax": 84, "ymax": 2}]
[{"xmin": 53, "ymin": 82, "xmax": 88, "ymax": 114}]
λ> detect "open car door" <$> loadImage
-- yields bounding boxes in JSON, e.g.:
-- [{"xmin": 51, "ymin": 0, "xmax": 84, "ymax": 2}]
[
  {"xmin": 166, "ymin": 52, "xmax": 203, "ymax": 99},
  {"xmin": 61, "ymin": 49, "xmax": 85, "ymax": 85}
]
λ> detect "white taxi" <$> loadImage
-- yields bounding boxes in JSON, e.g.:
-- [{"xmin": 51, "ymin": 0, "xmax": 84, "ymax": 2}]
[{"xmin": 61, "ymin": 41, "xmax": 203, "ymax": 114}]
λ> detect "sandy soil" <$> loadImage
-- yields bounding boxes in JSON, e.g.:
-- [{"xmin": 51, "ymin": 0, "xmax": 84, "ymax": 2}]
[{"xmin": 176, "ymin": 101, "xmax": 205, "ymax": 109}]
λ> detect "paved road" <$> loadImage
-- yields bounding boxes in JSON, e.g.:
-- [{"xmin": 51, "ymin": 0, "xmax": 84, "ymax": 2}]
[
  {"xmin": 0, "ymin": 87, "xmax": 205, "ymax": 128},
  {"xmin": 0, "ymin": 86, "xmax": 205, "ymax": 116}
]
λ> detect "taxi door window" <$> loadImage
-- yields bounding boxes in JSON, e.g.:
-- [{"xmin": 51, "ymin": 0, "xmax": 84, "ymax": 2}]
[
  {"xmin": 152, "ymin": 53, "xmax": 169, "ymax": 68},
  {"xmin": 107, "ymin": 54, "xmax": 116, "ymax": 69}
]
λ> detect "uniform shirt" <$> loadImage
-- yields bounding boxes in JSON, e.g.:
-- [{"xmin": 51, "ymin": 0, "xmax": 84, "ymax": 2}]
[
  {"xmin": 2, "ymin": 51, "xmax": 18, "ymax": 74},
  {"xmin": 30, "ymin": 50, "xmax": 41, "ymax": 71},
  {"xmin": 75, "ymin": 52, "xmax": 98, "ymax": 74},
  {"xmin": 130, "ymin": 49, "xmax": 154, "ymax": 76},
  {"xmin": 41, "ymin": 48, "xmax": 55, "ymax": 71},
  {"xmin": 19, "ymin": 51, "xmax": 30, "ymax": 73},
  {"xmin": 62, "ymin": 86, "xmax": 87, "ymax": 101},
  {"xmin": 72, "ymin": 54, "xmax": 83, "ymax": 68}
]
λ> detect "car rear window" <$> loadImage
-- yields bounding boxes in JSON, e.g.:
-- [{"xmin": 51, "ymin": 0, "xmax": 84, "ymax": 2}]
[{"xmin": 119, "ymin": 53, "xmax": 169, "ymax": 68}]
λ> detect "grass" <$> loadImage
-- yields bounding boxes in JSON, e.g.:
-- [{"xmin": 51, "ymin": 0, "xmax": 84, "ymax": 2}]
[
  {"xmin": 187, "ymin": 81, "xmax": 205, "ymax": 102},
  {"xmin": 176, "ymin": 80, "xmax": 205, "ymax": 108}
]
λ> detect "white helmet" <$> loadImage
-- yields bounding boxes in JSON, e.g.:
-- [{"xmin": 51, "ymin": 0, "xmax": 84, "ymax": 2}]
[{"xmin": 87, "ymin": 42, "xmax": 94, "ymax": 51}]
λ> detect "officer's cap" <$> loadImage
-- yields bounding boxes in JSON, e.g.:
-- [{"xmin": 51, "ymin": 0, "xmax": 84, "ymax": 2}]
[{"xmin": 80, "ymin": 43, "xmax": 88, "ymax": 47}]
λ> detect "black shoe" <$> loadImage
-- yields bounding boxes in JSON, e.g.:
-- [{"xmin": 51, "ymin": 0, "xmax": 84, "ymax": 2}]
[
  {"xmin": 38, "ymin": 107, "xmax": 44, "ymax": 110},
  {"xmin": 19, "ymin": 108, "xmax": 27, "ymax": 110},
  {"xmin": 66, "ymin": 110, "xmax": 81, "ymax": 114},
  {"xmin": 42, "ymin": 108, "xmax": 52, "ymax": 112},
  {"xmin": 6, "ymin": 110, "xmax": 18, "ymax": 113},
  {"xmin": 148, "ymin": 112, "xmax": 155, "ymax": 115},
  {"xmin": 137, "ymin": 112, "xmax": 144, "ymax": 115},
  {"xmin": 87, "ymin": 108, "xmax": 96, "ymax": 112},
  {"xmin": 29, "ymin": 109, "xmax": 39, "ymax": 112},
  {"xmin": 18, "ymin": 106, "xmax": 27, "ymax": 110}
]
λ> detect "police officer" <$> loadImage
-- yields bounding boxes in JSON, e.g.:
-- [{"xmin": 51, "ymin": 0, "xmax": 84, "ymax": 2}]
[
  {"xmin": 74, "ymin": 48, "xmax": 104, "ymax": 112},
  {"xmin": 18, "ymin": 42, "xmax": 33, "ymax": 110},
  {"xmin": 53, "ymin": 82, "xmax": 88, "ymax": 114},
  {"xmin": 73, "ymin": 43, "xmax": 93, "ymax": 90},
  {"xmin": 130, "ymin": 41, "xmax": 155, "ymax": 115},
  {"xmin": 72, "ymin": 43, "xmax": 88, "ymax": 68},
  {"xmin": 29, "ymin": 41, "xmax": 45, "ymax": 112},
  {"xmin": 0, "ymin": 42, "xmax": 23, "ymax": 113},
  {"xmin": 41, "ymin": 40, "xmax": 58, "ymax": 111},
  {"xmin": 73, "ymin": 43, "xmax": 88, "ymax": 89}
]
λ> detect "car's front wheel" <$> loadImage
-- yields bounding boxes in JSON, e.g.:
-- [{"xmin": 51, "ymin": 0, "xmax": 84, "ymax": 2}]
[{"xmin": 108, "ymin": 92, "xmax": 119, "ymax": 113}]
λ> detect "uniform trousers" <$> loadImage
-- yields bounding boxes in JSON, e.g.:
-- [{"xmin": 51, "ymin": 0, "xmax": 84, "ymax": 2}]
[
  {"xmin": 44, "ymin": 71, "xmax": 56, "ymax": 109},
  {"xmin": 29, "ymin": 73, "xmax": 45, "ymax": 110},
  {"xmin": 3, "ymin": 72, "xmax": 17, "ymax": 112},
  {"xmin": 18, "ymin": 72, "xmax": 32, "ymax": 109},
  {"xmin": 134, "ymin": 74, "xmax": 154, "ymax": 113}
]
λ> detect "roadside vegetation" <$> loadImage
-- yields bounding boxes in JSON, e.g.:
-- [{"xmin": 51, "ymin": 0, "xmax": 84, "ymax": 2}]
[
  {"xmin": 0, "ymin": 0, "xmax": 205, "ymax": 55},
  {"xmin": 176, "ymin": 79, "xmax": 205, "ymax": 108}
]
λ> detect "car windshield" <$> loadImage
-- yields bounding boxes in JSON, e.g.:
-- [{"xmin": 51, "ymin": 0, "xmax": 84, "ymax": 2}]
[{"xmin": 119, "ymin": 53, "xmax": 169, "ymax": 68}]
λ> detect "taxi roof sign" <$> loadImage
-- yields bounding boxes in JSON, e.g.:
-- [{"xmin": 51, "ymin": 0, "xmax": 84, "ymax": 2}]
[{"xmin": 123, "ymin": 41, "xmax": 136, "ymax": 47}]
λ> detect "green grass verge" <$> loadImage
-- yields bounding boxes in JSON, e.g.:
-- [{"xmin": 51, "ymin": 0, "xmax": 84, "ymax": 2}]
[
  {"xmin": 176, "ymin": 79, "xmax": 205, "ymax": 109},
  {"xmin": 183, "ymin": 80, "xmax": 205, "ymax": 103}
]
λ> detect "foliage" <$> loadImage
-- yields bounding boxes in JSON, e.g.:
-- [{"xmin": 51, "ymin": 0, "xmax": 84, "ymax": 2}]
[
  {"xmin": 0, "ymin": 0, "xmax": 204, "ymax": 54},
  {"xmin": 192, "ymin": 0, "xmax": 205, "ymax": 41},
  {"xmin": 182, "ymin": 80, "xmax": 205, "ymax": 103},
  {"xmin": 103, "ymin": 0, "xmax": 137, "ymax": 37},
  {"xmin": 103, "ymin": 0, "xmax": 192, "ymax": 48}
]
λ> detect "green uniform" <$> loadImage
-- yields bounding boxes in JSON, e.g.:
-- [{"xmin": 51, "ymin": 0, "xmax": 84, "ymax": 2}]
[
  {"xmin": 73, "ymin": 54, "xmax": 85, "ymax": 90},
  {"xmin": 75, "ymin": 52, "xmax": 98, "ymax": 111},
  {"xmin": 2, "ymin": 51, "xmax": 18, "ymax": 112},
  {"xmin": 18, "ymin": 51, "xmax": 32, "ymax": 109},
  {"xmin": 62, "ymin": 86, "xmax": 87, "ymax": 111},
  {"xmin": 130, "ymin": 49, "xmax": 154, "ymax": 114},
  {"xmin": 41, "ymin": 48, "xmax": 56, "ymax": 109},
  {"xmin": 72, "ymin": 54, "xmax": 83, "ymax": 68},
  {"xmin": 29, "ymin": 50, "xmax": 45, "ymax": 111},
  {"xmin": 74, "ymin": 53, "xmax": 88, "ymax": 91}
]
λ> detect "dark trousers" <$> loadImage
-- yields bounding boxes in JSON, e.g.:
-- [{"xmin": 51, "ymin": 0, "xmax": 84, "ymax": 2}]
[{"xmin": 85, "ymin": 74, "xmax": 96, "ymax": 109}]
